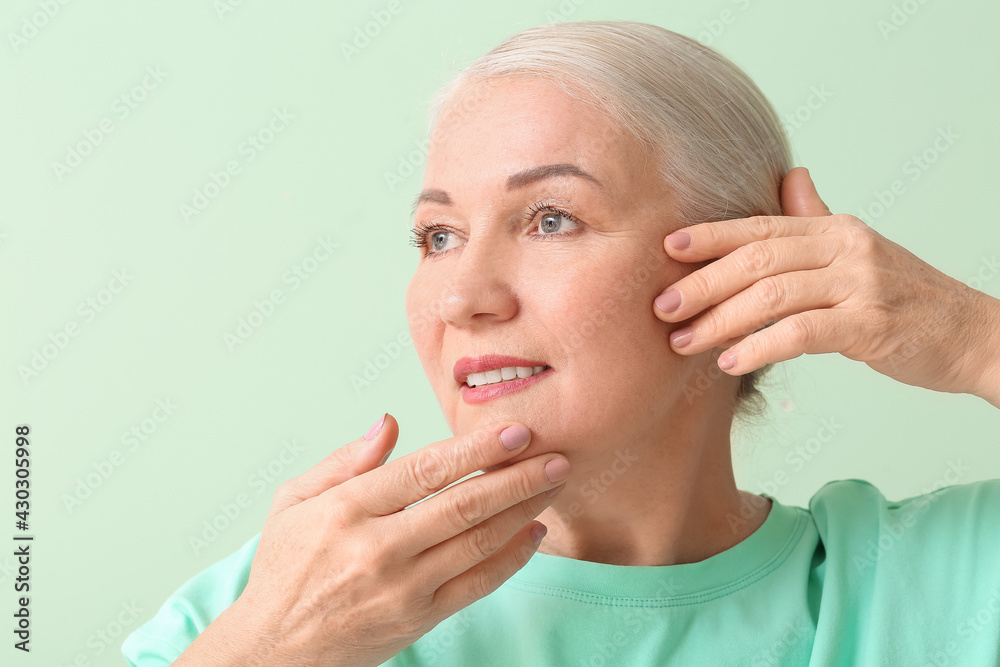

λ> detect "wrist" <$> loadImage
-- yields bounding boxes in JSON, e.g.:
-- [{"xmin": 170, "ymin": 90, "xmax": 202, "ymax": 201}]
[
  {"xmin": 966, "ymin": 290, "xmax": 1000, "ymax": 408},
  {"xmin": 174, "ymin": 595, "xmax": 283, "ymax": 667}
]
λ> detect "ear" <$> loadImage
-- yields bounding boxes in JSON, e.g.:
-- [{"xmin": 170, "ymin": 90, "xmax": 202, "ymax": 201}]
[{"xmin": 780, "ymin": 167, "xmax": 832, "ymax": 217}]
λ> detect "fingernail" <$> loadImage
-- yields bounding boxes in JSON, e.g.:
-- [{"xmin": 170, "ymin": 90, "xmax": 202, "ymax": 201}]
[
  {"xmin": 655, "ymin": 289, "xmax": 681, "ymax": 313},
  {"xmin": 665, "ymin": 231, "xmax": 691, "ymax": 249},
  {"xmin": 670, "ymin": 326, "xmax": 693, "ymax": 348},
  {"xmin": 363, "ymin": 413, "xmax": 386, "ymax": 441},
  {"xmin": 530, "ymin": 523, "xmax": 548, "ymax": 544},
  {"xmin": 544, "ymin": 458, "xmax": 571, "ymax": 483},
  {"xmin": 500, "ymin": 424, "xmax": 530, "ymax": 451},
  {"xmin": 719, "ymin": 351, "xmax": 737, "ymax": 370}
]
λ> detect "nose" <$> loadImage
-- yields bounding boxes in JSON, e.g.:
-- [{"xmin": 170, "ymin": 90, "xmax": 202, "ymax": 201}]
[{"xmin": 439, "ymin": 235, "xmax": 518, "ymax": 328}]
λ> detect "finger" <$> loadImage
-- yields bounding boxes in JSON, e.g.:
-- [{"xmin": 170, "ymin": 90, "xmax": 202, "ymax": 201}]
[
  {"xmin": 667, "ymin": 267, "xmax": 843, "ymax": 357},
  {"xmin": 715, "ymin": 321, "xmax": 774, "ymax": 350},
  {"xmin": 655, "ymin": 234, "xmax": 840, "ymax": 323},
  {"xmin": 333, "ymin": 421, "xmax": 534, "ymax": 520},
  {"xmin": 662, "ymin": 213, "xmax": 837, "ymax": 263},
  {"xmin": 431, "ymin": 517, "xmax": 548, "ymax": 614},
  {"xmin": 410, "ymin": 482, "xmax": 561, "ymax": 590},
  {"xmin": 781, "ymin": 167, "xmax": 832, "ymax": 217},
  {"xmin": 268, "ymin": 413, "xmax": 398, "ymax": 517},
  {"xmin": 389, "ymin": 452, "xmax": 570, "ymax": 558},
  {"xmin": 713, "ymin": 308, "xmax": 851, "ymax": 375}
]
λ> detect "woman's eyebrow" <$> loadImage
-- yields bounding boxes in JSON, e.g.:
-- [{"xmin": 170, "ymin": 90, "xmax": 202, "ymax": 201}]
[
  {"xmin": 410, "ymin": 163, "xmax": 602, "ymax": 216},
  {"xmin": 505, "ymin": 163, "xmax": 602, "ymax": 190}
]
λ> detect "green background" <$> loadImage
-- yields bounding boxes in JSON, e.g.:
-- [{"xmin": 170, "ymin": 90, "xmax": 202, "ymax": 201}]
[{"xmin": 1, "ymin": 0, "xmax": 998, "ymax": 663}]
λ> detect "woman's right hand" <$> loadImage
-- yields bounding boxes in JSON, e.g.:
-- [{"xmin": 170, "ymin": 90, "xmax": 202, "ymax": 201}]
[{"xmin": 175, "ymin": 413, "xmax": 570, "ymax": 667}]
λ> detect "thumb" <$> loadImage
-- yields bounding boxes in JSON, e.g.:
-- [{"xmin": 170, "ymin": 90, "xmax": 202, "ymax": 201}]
[
  {"xmin": 349, "ymin": 412, "xmax": 396, "ymax": 466},
  {"xmin": 269, "ymin": 413, "xmax": 398, "ymax": 516},
  {"xmin": 780, "ymin": 167, "xmax": 832, "ymax": 217}
]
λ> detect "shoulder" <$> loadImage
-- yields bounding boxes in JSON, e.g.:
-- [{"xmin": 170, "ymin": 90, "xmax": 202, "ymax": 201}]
[
  {"xmin": 121, "ymin": 531, "xmax": 262, "ymax": 665},
  {"xmin": 808, "ymin": 470, "xmax": 1000, "ymax": 524},
  {"xmin": 795, "ymin": 477, "xmax": 1000, "ymax": 663},
  {"xmin": 805, "ymin": 473, "xmax": 1000, "ymax": 573}
]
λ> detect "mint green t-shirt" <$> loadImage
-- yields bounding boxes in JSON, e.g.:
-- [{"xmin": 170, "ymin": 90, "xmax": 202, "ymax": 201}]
[{"xmin": 122, "ymin": 477, "xmax": 1000, "ymax": 666}]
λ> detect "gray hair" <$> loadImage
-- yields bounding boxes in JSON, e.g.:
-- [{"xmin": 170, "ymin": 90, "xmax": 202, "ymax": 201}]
[{"xmin": 425, "ymin": 20, "xmax": 791, "ymax": 424}]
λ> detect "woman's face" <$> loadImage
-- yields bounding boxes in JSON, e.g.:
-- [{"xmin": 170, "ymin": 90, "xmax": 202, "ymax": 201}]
[{"xmin": 406, "ymin": 76, "xmax": 712, "ymax": 461}]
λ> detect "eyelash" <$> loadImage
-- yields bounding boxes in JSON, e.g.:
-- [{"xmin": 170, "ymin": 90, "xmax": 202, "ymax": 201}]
[{"xmin": 409, "ymin": 202, "xmax": 582, "ymax": 257}]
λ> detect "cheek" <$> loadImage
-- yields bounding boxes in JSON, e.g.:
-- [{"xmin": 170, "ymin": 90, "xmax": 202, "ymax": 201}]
[
  {"xmin": 404, "ymin": 277, "xmax": 424, "ymax": 349},
  {"xmin": 525, "ymin": 247, "xmax": 681, "ymax": 386},
  {"xmin": 405, "ymin": 271, "xmax": 443, "ymax": 379},
  {"xmin": 528, "ymin": 247, "xmax": 666, "ymax": 335}
]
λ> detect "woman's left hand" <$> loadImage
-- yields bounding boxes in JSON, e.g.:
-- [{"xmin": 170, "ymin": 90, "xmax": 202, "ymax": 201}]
[{"xmin": 652, "ymin": 167, "xmax": 1000, "ymax": 406}]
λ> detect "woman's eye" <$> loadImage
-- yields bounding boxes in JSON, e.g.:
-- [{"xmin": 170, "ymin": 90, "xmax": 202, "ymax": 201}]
[
  {"xmin": 536, "ymin": 210, "xmax": 579, "ymax": 235},
  {"xmin": 414, "ymin": 207, "xmax": 580, "ymax": 257},
  {"xmin": 428, "ymin": 229, "xmax": 460, "ymax": 253}
]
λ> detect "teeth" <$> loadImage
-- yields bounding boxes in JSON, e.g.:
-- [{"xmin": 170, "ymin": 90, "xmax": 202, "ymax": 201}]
[{"xmin": 466, "ymin": 365, "xmax": 548, "ymax": 388}]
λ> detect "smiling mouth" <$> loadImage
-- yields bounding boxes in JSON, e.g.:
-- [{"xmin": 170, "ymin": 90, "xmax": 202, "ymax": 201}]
[
  {"xmin": 458, "ymin": 365, "xmax": 554, "ymax": 405},
  {"xmin": 464, "ymin": 365, "xmax": 551, "ymax": 388}
]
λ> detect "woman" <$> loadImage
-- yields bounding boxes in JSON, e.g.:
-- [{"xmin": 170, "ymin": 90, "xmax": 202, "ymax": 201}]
[{"xmin": 123, "ymin": 20, "xmax": 1000, "ymax": 666}]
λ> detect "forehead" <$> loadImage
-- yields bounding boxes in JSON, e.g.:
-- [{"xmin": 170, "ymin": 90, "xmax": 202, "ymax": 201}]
[{"xmin": 425, "ymin": 77, "xmax": 646, "ymax": 188}]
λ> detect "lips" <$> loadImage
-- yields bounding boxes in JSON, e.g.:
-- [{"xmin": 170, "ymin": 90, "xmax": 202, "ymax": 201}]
[{"xmin": 453, "ymin": 354, "xmax": 549, "ymax": 386}]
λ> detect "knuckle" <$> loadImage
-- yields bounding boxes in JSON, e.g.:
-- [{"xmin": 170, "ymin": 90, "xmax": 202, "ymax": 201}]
[
  {"xmin": 408, "ymin": 447, "xmax": 450, "ymax": 495},
  {"xmin": 468, "ymin": 565, "xmax": 497, "ymax": 600},
  {"xmin": 748, "ymin": 214, "xmax": 776, "ymax": 232},
  {"xmin": 398, "ymin": 608, "xmax": 432, "ymax": 638},
  {"xmin": 323, "ymin": 498, "xmax": 354, "ymax": 534},
  {"xmin": 833, "ymin": 212, "xmax": 863, "ymax": 228},
  {"xmin": 447, "ymin": 485, "xmax": 489, "ymax": 527},
  {"xmin": 472, "ymin": 426, "xmax": 498, "ymax": 453},
  {"xmin": 784, "ymin": 314, "xmax": 815, "ymax": 346},
  {"xmin": 683, "ymin": 270, "xmax": 711, "ymax": 301},
  {"xmin": 351, "ymin": 528, "xmax": 401, "ymax": 582},
  {"xmin": 506, "ymin": 466, "xmax": 538, "ymax": 501},
  {"xmin": 454, "ymin": 428, "xmax": 493, "ymax": 467},
  {"xmin": 391, "ymin": 600, "xmax": 434, "ymax": 637},
  {"xmin": 843, "ymin": 223, "xmax": 875, "ymax": 254},
  {"xmin": 272, "ymin": 479, "xmax": 294, "ymax": 501},
  {"xmin": 736, "ymin": 240, "xmax": 775, "ymax": 275},
  {"xmin": 742, "ymin": 327, "xmax": 768, "ymax": 359},
  {"xmin": 467, "ymin": 522, "xmax": 504, "ymax": 560},
  {"xmin": 271, "ymin": 479, "xmax": 305, "ymax": 511},
  {"xmin": 755, "ymin": 275, "xmax": 786, "ymax": 311}
]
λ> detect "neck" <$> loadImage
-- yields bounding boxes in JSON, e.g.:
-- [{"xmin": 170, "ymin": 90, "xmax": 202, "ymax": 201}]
[{"xmin": 534, "ymin": 393, "xmax": 772, "ymax": 567}]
